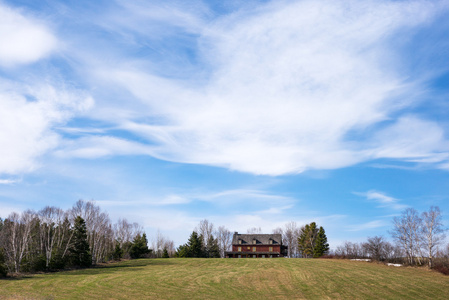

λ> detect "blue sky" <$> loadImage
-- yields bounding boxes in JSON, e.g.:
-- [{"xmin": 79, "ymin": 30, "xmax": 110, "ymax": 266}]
[{"xmin": 1, "ymin": 0, "xmax": 449, "ymax": 248}]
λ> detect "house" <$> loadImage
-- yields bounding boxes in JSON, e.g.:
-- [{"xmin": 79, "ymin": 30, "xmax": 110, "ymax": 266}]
[{"xmin": 225, "ymin": 232, "xmax": 287, "ymax": 258}]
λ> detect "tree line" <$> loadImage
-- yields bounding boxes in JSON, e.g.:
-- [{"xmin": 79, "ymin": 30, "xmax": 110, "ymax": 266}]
[
  {"xmin": 175, "ymin": 219, "xmax": 233, "ymax": 258},
  {"xmin": 272, "ymin": 221, "xmax": 329, "ymax": 258},
  {"xmin": 175, "ymin": 220, "xmax": 329, "ymax": 258},
  {"xmin": 334, "ymin": 206, "xmax": 448, "ymax": 273},
  {"xmin": 0, "ymin": 200, "xmax": 157, "ymax": 276}
]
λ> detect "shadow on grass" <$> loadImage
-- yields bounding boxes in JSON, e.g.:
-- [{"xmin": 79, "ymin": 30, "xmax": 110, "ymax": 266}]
[
  {"xmin": 1, "ymin": 259, "xmax": 174, "ymax": 280},
  {"xmin": 0, "ymin": 275, "xmax": 34, "ymax": 281}
]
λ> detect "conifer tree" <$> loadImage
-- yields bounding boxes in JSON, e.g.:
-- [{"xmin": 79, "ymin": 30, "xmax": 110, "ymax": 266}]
[
  {"xmin": 113, "ymin": 243, "xmax": 123, "ymax": 260},
  {"xmin": 314, "ymin": 226, "xmax": 329, "ymax": 257},
  {"xmin": 162, "ymin": 248, "xmax": 169, "ymax": 258},
  {"xmin": 129, "ymin": 233, "xmax": 151, "ymax": 259},
  {"xmin": 207, "ymin": 235, "xmax": 221, "ymax": 258},
  {"xmin": 188, "ymin": 231, "xmax": 204, "ymax": 258},
  {"xmin": 298, "ymin": 222, "xmax": 328, "ymax": 258},
  {"xmin": 175, "ymin": 244, "xmax": 189, "ymax": 257},
  {"xmin": 69, "ymin": 216, "xmax": 92, "ymax": 267},
  {"xmin": 0, "ymin": 247, "xmax": 7, "ymax": 277}
]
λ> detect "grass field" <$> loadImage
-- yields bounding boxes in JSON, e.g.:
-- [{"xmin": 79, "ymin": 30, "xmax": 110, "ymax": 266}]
[{"xmin": 1, "ymin": 258, "xmax": 448, "ymax": 299}]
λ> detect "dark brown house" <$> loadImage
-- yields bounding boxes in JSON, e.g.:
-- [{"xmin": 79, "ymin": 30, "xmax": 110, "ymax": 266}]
[{"xmin": 225, "ymin": 232, "xmax": 287, "ymax": 258}]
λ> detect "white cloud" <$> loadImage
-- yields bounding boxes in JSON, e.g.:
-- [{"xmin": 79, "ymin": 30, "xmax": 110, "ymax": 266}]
[
  {"xmin": 371, "ymin": 116, "xmax": 449, "ymax": 163},
  {"xmin": 0, "ymin": 179, "xmax": 18, "ymax": 185},
  {"xmin": 347, "ymin": 220, "xmax": 388, "ymax": 232},
  {"xmin": 0, "ymin": 80, "xmax": 93, "ymax": 174},
  {"xmin": 2, "ymin": 0, "xmax": 448, "ymax": 177},
  {"xmin": 80, "ymin": 0, "xmax": 449, "ymax": 175},
  {"xmin": 54, "ymin": 136, "xmax": 155, "ymax": 159},
  {"xmin": 96, "ymin": 195, "xmax": 190, "ymax": 207},
  {"xmin": 355, "ymin": 190, "xmax": 408, "ymax": 211},
  {"xmin": 0, "ymin": 3, "xmax": 57, "ymax": 66}
]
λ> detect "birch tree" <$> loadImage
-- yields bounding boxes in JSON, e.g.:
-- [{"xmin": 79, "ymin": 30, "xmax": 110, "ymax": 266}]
[
  {"xmin": 2, "ymin": 211, "xmax": 36, "ymax": 273},
  {"xmin": 421, "ymin": 206, "xmax": 446, "ymax": 268},
  {"xmin": 216, "ymin": 226, "xmax": 232, "ymax": 258},
  {"xmin": 38, "ymin": 206, "xmax": 65, "ymax": 268},
  {"xmin": 390, "ymin": 208, "xmax": 423, "ymax": 265},
  {"xmin": 196, "ymin": 219, "xmax": 214, "ymax": 250},
  {"xmin": 283, "ymin": 222, "xmax": 298, "ymax": 258}
]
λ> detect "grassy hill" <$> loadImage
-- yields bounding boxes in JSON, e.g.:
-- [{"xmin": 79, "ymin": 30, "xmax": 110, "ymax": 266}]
[{"xmin": 1, "ymin": 258, "xmax": 448, "ymax": 299}]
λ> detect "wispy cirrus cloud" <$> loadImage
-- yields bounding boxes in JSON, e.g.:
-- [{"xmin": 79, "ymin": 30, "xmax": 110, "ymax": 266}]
[
  {"xmin": 347, "ymin": 219, "xmax": 389, "ymax": 232},
  {"xmin": 0, "ymin": 179, "xmax": 19, "ymax": 185},
  {"xmin": 0, "ymin": 80, "xmax": 93, "ymax": 175},
  {"xmin": 2, "ymin": 0, "xmax": 449, "ymax": 178},
  {"xmin": 355, "ymin": 190, "xmax": 408, "ymax": 211},
  {"xmin": 0, "ymin": 2, "xmax": 94, "ymax": 176},
  {"xmin": 58, "ymin": 0, "xmax": 449, "ymax": 176}
]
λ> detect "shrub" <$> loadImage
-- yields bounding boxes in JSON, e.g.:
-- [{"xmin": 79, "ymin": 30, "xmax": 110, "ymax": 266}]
[{"xmin": 433, "ymin": 259, "xmax": 449, "ymax": 276}]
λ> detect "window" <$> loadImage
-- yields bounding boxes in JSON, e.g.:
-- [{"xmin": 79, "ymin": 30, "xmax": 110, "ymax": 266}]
[
  {"xmin": 247, "ymin": 246, "xmax": 250, "ymax": 250},
  {"xmin": 262, "ymin": 255, "xmax": 265, "ymax": 258},
  {"xmin": 238, "ymin": 247, "xmax": 241, "ymax": 252},
  {"xmin": 269, "ymin": 239, "xmax": 273, "ymax": 245},
  {"xmin": 253, "ymin": 239, "xmax": 256, "ymax": 244},
  {"xmin": 269, "ymin": 247, "xmax": 273, "ymax": 252},
  {"xmin": 238, "ymin": 255, "xmax": 241, "ymax": 258},
  {"xmin": 252, "ymin": 247, "xmax": 256, "ymax": 252},
  {"xmin": 253, "ymin": 255, "xmax": 256, "ymax": 258},
  {"xmin": 238, "ymin": 239, "xmax": 242, "ymax": 244}
]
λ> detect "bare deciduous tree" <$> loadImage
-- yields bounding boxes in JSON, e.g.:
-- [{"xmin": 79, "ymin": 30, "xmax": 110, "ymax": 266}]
[
  {"xmin": 196, "ymin": 219, "xmax": 214, "ymax": 249},
  {"xmin": 2, "ymin": 211, "xmax": 36, "ymax": 273},
  {"xmin": 390, "ymin": 208, "xmax": 423, "ymax": 265},
  {"xmin": 421, "ymin": 206, "xmax": 446, "ymax": 268},
  {"xmin": 70, "ymin": 200, "xmax": 113, "ymax": 264},
  {"xmin": 247, "ymin": 227, "xmax": 262, "ymax": 234},
  {"xmin": 38, "ymin": 206, "xmax": 65, "ymax": 268},
  {"xmin": 216, "ymin": 226, "xmax": 232, "ymax": 258},
  {"xmin": 151, "ymin": 230, "xmax": 175, "ymax": 258},
  {"xmin": 114, "ymin": 218, "xmax": 134, "ymax": 247},
  {"xmin": 283, "ymin": 222, "xmax": 298, "ymax": 258}
]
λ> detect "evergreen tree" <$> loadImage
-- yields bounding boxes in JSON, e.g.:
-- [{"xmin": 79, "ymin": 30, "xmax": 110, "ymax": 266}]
[
  {"xmin": 207, "ymin": 235, "xmax": 221, "ymax": 258},
  {"xmin": 313, "ymin": 226, "xmax": 329, "ymax": 258},
  {"xmin": 0, "ymin": 247, "xmax": 7, "ymax": 277},
  {"xmin": 162, "ymin": 248, "xmax": 169, "ymax": 258},
  {"xmin": 113, "ymin": 243, "xmax": 124, "ymax": 260},
  {"xmin": 129, "ymin": 233, "xmax": 151, "ymax": 259},
  {"xmin": 188, "ymin": 231, "xmax": 204, "ymax": 258},
  {"xmin": 298, "ymin": 222, "xmax": 327, "ymax": 258},
  {"xmin": 175, "ymin": 244, "xmax": 189, "ymax": 257},
  {"xmin": 69, "ymin": 216, "xmax": 92, "ymax": 268}
]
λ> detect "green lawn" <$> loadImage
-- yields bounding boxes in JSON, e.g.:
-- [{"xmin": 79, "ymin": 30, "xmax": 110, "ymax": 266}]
[{"xmin": 1, "ymin": 258, "xmax": 448, "ymax": 299}]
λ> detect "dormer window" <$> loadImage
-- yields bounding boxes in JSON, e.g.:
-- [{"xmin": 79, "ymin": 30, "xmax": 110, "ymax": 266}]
[
  {"xmin": 252, "ymin": 239, "xmax": 257, "ymax": 244},
  {"xmin": 269, "ymin": 239, "xmax": 273, "ymax": 244},
  {"xmin": 238, "ymin": 239, "xmax": 242, "ymax": 244}
]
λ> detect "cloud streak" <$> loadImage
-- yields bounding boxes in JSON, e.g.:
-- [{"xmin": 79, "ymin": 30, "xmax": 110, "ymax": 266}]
[
  {"xmin": 2, "ymin": 0, "xmax": 449, "ymax": 177},
  {"xmin": 59, "ymin": 0, "xmax": 449, "ymax": 176},
  {"xmin": 355, "ymin": 190, "xmax": 408, "ymax": 211}
]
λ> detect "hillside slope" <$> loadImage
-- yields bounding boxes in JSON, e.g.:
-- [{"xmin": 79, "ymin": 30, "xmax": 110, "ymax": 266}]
[{"xmin": 1, "ymin": 258, "xmax": 448, "ymax": 299}]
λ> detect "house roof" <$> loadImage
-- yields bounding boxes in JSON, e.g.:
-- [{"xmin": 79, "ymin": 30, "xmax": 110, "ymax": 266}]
[{"xmin": 232, "ymin": 232, "xmax": 282, "ymax": 245}]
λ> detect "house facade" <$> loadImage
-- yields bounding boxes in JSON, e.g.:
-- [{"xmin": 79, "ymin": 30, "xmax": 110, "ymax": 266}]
[{"xmin": 225, "ymin": 232, "xmax": 287, "ymax": 258}]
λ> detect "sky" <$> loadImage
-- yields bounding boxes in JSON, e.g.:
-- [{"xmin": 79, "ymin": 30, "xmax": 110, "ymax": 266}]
[{"xmin": 1, "ymin": 0, "xmax": 449, "ymax": 249}]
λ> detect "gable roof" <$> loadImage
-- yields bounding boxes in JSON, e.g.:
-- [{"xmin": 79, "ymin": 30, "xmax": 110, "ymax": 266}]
[{"xmin": 232, "ymin": 232, "xmax": 282, "ymax": 245}]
